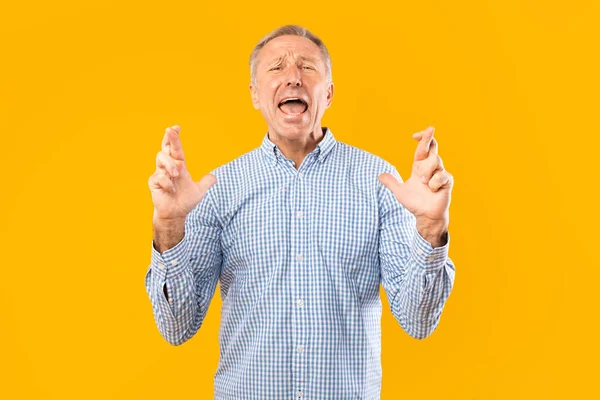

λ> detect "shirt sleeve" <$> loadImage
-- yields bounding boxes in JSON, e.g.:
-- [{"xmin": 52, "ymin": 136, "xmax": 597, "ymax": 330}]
[
  {"xmin": 378, "ymin": 165, "xmax": 456, "ymax": 340},
  {"xmin": 144, "ymin": 187, "xmax": 223, "ymax": 346}
]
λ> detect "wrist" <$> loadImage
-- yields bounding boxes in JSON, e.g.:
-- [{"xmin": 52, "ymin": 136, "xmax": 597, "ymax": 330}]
[
  {"xmin": 152, "ymin": 210, "xmax": 186, "ymax": 228},
  {"xmin": 153, "ymin": 214, "xmax": 186, "ymax": 254},
  {"xmin": 416, "ymin": 218, "xmax": 448, "ymax": 248}
]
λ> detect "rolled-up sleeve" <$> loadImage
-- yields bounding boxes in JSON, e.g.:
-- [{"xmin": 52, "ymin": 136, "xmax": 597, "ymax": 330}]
[
  {"xmin": 144, "ymin": 188, "xmax": 223, "ymax": 346},
  {"xmin": 378, "ymin": 165, "xmax": 456, "ymax": 340}
]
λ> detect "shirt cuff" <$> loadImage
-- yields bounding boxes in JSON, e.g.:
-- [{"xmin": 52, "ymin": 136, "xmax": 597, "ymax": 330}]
[
  {"xmin": 410, "ymin": 225, "xmax": 450, "ymax": 272},
  {"xmin": 150, "ymin": 235, "xmax": 190, "ymax": 279}
]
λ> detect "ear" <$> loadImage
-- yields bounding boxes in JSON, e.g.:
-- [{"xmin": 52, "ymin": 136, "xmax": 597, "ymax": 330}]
[
  {"xmin": 249, "ymin": 83, "xmax": 260, "ymax": 110},
  {"xmin": 325, "ymin": 81, "xmax": 334, "ymax": 108}
]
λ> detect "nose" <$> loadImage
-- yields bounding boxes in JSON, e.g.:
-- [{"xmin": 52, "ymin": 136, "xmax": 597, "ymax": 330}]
[{"xmin": 285, "ymin": 65, "xmax": 302, "ymax": 87}]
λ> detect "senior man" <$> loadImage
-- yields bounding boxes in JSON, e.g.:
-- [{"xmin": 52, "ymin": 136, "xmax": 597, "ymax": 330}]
[{"xmin": 145, "ymin": 24, "xmax": 456, "ymax": 400}]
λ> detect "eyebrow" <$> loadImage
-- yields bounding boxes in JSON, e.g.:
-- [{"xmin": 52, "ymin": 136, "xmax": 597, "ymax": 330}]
[
  {"xmin": 299, "ymin": 55, "xmax": 318, "ymax": 63},
  {"xmin": 266, "ymin": 54, "xmax": 319, "ymax": 65},
  {"xmin": 268, "ymin": 56, "xmax": 284, "ymax": 65}
]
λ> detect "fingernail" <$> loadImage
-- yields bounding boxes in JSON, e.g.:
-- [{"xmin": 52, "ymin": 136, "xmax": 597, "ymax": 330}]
[{"xmin": 421, "ymin": 176, "xmax": 427, "ymax": 183}]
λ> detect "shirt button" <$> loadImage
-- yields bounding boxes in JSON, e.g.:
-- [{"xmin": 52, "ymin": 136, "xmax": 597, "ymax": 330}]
[
  {"xmin": 158, "ymin": 263, "xmax": 165, "ymax": 270},
  {"xmin": 297, "ymin": 345, "xmax": 304, "ymax": 353},
  {"xmin": 428, "ymin": 256, "xmax": 436, "ymax": 262},
  {"xmin": 297, "ymin": 391, "xmax": 303, "ymax": 398},
  {"xmin": 296, "ymin": 254, "xmax": 303, "ymax": 261},
  {"xmin": 417, "ymin": 249, "xmax": 424, "ymax": 256},
  {"xmin": 297, "ymin": 299, "xmax": 304, "ymax": 307},
  {"xmin": 171, "ymin": 259, "xmax": 178, "ymax": 266},
  {"xmin": 297, "ymin": 211, "xmax": 302, "ymax": 218}
]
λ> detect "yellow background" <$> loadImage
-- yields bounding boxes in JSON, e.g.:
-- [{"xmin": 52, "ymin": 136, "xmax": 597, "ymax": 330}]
[{"xmin": 1, "ymin": 1, "xmax": 598, "ymax": 399}]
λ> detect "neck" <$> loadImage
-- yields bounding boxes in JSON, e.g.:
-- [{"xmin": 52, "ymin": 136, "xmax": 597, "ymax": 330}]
[{"xmin": 268, "ymin": 126, "xmax": 326, "ymax": 170}]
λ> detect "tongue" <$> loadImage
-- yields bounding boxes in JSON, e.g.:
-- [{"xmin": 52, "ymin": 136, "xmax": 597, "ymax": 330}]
[{"xmin": 280, "ymin": 102, "xmax": 306, "ymax": 114}]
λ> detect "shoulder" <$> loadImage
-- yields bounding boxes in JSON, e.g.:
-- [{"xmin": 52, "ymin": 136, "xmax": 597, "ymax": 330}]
[
  {"xmin": 198, "ymin": 147, "xmax": 265, "ymax": 221},
  {"xmin": 331, "ymin": 141, "xmax": 405, "ymax": 211},
  {"xmin": 209, "ymin": 147, "xmax": 264, "ymax": 185},
  {"xmin": 334, "ymin": 141, "xmax": 400, "ymax": 183}
]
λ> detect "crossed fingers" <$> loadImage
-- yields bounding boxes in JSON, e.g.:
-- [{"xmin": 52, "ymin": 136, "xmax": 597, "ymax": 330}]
[
  {"xmin": 156, "ymin": 126, "xmax": 184, "ymax": 178},
  {"xmin": 412, "ymin": 127, "xmax": 453, "ymax": 191}
]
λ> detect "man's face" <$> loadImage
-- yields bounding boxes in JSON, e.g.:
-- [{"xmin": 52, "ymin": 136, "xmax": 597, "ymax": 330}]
[{"xmin": 249, "ymin": 35, "xmax": 334, "ymax": 140}]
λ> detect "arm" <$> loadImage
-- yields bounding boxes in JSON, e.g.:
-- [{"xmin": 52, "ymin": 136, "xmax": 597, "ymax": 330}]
[
  {"xmin": 144, "ymin": 190, "xmax": 222, "ymax": 346},
  {"xmin": 378, "ymin": 166, "xmax": 456, "ymax": 340}
]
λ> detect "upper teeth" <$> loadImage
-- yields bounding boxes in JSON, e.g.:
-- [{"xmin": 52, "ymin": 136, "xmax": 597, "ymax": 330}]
[{"xmin": 280, "ymin": 98, "xmax": 303, "ymax": 104}]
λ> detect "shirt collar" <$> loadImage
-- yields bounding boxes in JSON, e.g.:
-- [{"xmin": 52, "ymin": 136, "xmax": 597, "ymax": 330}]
[{"xmin": 260, "ymin": 127, "xmax": 337, "ymax": 166}]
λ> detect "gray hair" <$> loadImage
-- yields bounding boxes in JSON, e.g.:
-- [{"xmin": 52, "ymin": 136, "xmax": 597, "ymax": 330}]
[{"xmin": 249, "ymin": 24, "xmax": 332, "ymax": 86}]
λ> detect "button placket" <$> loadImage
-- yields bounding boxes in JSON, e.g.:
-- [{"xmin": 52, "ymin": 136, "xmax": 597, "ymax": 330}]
[{"xmin": 290, "ymin": 166, "xmax": 307, "ymax": 393}]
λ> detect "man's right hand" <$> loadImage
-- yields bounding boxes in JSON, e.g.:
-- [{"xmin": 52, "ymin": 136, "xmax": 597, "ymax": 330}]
[{"xmin": 148, "ymin": 125, "xmax": 217, "ymax": 226}]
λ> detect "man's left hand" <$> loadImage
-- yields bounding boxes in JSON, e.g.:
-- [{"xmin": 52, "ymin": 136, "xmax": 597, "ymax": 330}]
[{"xmin": 378, "ymin": 126, "xmax": 454, "ymax": 248}]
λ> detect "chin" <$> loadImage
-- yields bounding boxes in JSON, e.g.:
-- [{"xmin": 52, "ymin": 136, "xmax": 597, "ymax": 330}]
[
  {"xmin": 270, "ymin": 122, "xmax": 313, "ymax": 139},
  {"xmin": 277, "ymin": 125, "xmax": 313, "ymax": 138}
]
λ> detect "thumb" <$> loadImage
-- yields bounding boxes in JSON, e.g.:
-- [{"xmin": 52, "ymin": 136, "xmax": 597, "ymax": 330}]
[
  {"xmin": 378, "ymin": 172, "xmax": 407, "ymax": 202},
  {"xmin": 197, "ymin": 173, "xmax": 217, "ymax": 196}
]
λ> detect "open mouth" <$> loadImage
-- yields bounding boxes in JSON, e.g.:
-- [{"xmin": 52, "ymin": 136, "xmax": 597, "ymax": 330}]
[{"xmin": 278, "ymin": 98, "xmax": 308, "ymax": 115}]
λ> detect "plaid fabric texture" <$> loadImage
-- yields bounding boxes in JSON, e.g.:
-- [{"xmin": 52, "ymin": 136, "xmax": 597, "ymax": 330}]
[{"xmin": 145, "ymin": 127, "xmax": 456, "ymax": 399}]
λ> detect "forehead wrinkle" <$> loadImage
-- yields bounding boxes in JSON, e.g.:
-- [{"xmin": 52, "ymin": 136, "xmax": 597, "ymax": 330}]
[
  {"xmin": 300, "ymin": 55, "xmax": 318, "ymax": 64},
  {"xmin": 260, "ymin": 39, "xmax": 324, "ymax": 70},
  {"xmin": 276, "ymin": 52, "xmax": 319, "ymax": 66},
  {"xmin": 269, "ymin": 55, "xmax": 284, "ymax": 64}
]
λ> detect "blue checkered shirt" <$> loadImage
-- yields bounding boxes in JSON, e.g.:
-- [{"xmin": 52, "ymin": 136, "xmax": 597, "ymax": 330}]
[{"xmin": 145, "ymin": 127, "xmax": 456, "ymax": 399}]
